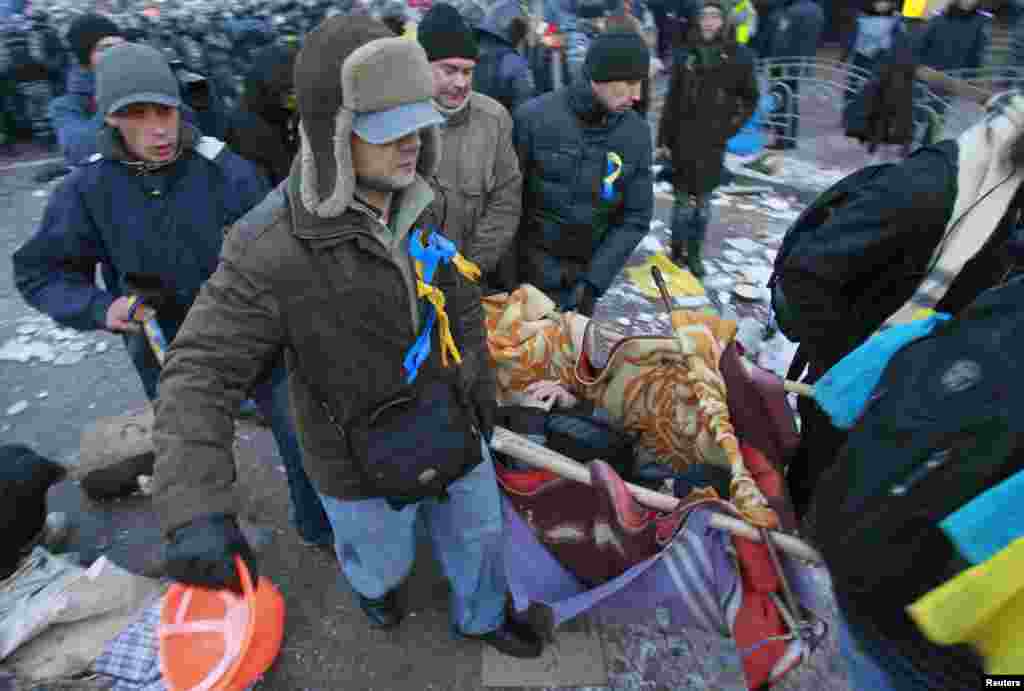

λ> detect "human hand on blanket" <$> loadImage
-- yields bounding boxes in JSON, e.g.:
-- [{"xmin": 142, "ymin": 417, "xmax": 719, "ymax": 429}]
[{"xmin": 524, "ymin": 380, "xmax": 579, "ymax": 410}]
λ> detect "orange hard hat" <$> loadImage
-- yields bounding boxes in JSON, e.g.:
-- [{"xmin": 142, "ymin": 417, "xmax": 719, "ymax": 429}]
[{"xmin": 159, "ymin": 556, "xmax": 285, "ymax": 691}]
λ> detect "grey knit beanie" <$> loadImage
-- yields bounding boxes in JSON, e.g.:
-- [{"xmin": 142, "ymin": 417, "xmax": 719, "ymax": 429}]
[{"xmin": 96, "ymin": 42, "xmax": 182, "ymax": 117}]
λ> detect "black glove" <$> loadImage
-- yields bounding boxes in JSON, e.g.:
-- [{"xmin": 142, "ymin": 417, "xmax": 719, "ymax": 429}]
[
  {"xmin": 572, "ymin": 280, "xmax": 596, "ymax": 318},
  {"xmin": 164, "ymin": 513, "xmax": 258, "ymax": 594}
]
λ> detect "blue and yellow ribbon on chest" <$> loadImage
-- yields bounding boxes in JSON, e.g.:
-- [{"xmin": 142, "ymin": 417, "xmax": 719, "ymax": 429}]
[{"xmin": 402, "ymin": 228, "xmax": 481, "ymax": 383}]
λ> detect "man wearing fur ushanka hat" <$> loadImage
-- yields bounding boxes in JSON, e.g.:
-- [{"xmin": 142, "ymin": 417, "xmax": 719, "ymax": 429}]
[{"xmin": 150, "ymin": 16, "xmax": 543, "ymax": 658}]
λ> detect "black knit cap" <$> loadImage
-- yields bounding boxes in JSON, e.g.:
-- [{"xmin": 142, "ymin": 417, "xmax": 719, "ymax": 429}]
[
  {"xmin": 417, "ymin": 3, "xmax": 479, "ymax": 62},
  {"xmin": 67, "ymin": 13, "xmax": 121, "ymax": 67},
  {"xmin": 699, "ymin": 0, "xmax": 727, "ymax": 12},
  {"xmin": 585, "ymin": 31, "xmax": 650, "ymax": 83}
]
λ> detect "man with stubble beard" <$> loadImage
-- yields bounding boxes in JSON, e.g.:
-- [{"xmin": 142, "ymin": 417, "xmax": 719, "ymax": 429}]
[
  {"xmin": 417, "ymin": 3, "xmax": 523, "ymax": 295},
  {"xmin": 513, "ymin": 31, "xmax": 654, "ymax": 317},
  {"xmin": 148, "ymin": 16, "xmax": 543, "ymax": 659}
]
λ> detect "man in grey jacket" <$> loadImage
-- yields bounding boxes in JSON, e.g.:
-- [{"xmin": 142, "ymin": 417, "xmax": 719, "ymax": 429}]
[{"xmin": 418, "ymin": 3, "xmax": 523, "ymax": 294}]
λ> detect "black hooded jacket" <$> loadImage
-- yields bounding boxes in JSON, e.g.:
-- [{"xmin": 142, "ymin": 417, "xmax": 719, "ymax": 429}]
[
  {"xmin": 915, "ymin": 3, "xmax": 990, "ymax": 73},
  {"xmin": 224, "ymin": 45, "xmax": 298, "ymax": 186}
]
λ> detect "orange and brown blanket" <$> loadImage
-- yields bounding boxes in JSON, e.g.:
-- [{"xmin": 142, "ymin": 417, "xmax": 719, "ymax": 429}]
[{"xmin": 483, "ymin": 285, "xmax": 777, "ymax": 528}]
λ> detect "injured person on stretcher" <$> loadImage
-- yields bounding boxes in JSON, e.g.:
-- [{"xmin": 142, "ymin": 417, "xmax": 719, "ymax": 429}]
[
  {"xmin": 485, "ymin": 286, "xmax": 826, "ymax": 691},
  {"xmin": 483, "ymin": 283, "xmax": 801, "ymax": 532}
]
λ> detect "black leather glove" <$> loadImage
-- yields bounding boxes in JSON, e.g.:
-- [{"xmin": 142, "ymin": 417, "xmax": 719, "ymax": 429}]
[
  {"xmin": 572, "ymin": 280, "xmax": 596, "ymax": 318},
  {"xmin": 164, "ymin": 513, "xmax": 258, "ymax": 594}
]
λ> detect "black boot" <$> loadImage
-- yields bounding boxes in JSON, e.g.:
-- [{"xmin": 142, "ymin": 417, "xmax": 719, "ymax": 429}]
[
  {"xmin": 462, "ymin": 618, "xmax": 544, "ymax": 658},
  {"xmin": 686, "ymin": 237, "xmax": 705, "ymax": 278},
  {"xmin": 357, "ymin": 589, "xmax": 403, "ymax": 629}
]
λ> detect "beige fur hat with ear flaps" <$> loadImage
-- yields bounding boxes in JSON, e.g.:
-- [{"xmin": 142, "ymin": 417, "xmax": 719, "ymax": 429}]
[{"xmin": 294, "ymin": 16, "xmax": 443, "ymax": 218}]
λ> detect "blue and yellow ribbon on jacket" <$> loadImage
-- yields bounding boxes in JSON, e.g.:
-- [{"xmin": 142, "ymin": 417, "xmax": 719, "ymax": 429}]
[
  {"xmin": 402, "ymin": 228, "xmax": 481, "ymax": 383},
  {"xmin": 602, "ymin": 152, "xmax": 623, "ymax": 201}
]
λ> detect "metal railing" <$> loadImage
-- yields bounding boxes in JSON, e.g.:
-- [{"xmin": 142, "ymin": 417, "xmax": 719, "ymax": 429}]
[{"xmin": 742, "ymin": 57, "xmax": 1024, "ymax": 173}]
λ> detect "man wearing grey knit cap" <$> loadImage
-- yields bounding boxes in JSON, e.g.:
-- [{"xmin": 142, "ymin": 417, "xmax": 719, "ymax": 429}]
[{"xmin": 11, "ymin": 44, "xmax": 340, "ymax": 562}]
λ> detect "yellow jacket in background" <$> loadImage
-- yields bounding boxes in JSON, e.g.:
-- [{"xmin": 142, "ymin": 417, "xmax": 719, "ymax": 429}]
[{"xmin": 730, "ymin": 0, "xmax": 756, "ymax": 45}]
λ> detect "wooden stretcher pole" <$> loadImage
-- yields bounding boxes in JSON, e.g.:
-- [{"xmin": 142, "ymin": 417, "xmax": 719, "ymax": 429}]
[
  {"xmin": 782, "ymin": 380, "xmax": 814, "ymax": 397},
  {"xmin": 491, "ymin": 426, "xmax": 824, "ymax": 565}
]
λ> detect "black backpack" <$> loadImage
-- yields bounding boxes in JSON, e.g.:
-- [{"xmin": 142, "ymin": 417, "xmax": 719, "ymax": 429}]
[
  {"xmin": 810, "ymin": 276, "xmax": 1024, "ymax": 606},
  {"xmin": 768, "ymin": 162, "xmax": 893, "ymax": 367}
]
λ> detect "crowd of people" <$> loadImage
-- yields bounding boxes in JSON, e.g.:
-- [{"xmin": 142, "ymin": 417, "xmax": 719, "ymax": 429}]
[
  {"xmin": 0, "ymin": 0, "xmax": 1006, "ymax": 154},
  {"xmin": 5, "ymin": 0, "xmax": 1023, "ymax": 689}
]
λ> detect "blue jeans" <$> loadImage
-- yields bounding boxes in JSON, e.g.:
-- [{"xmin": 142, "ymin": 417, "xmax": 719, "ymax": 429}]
[
  {"xmin": 318, "ymin": 442, "xmax": 507, "ymax": 636},
  {"xmin": 130, "ymin": 336, "xmax": 332, "ymax": 546},
  {"xmin": 671, "ymin": 193, "xmax": 710, "ymax": 246}
]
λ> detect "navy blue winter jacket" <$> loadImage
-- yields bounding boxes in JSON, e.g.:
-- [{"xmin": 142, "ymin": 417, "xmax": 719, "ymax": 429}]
[
  {"xmin": 513, "ymin": 76, "xmax": 653, "ymax": 301},
  {"xmin": 475, "ymin": 0, "xmax": 536, "ymax": 115},
  {"xmin": 915, "ymin": 5, "xmax": 990, "ymax": 73},
  {"xmin": 12, "ymin": 125, "xmax": 270, "ymax": 338},
  {"xmin": 48, "ymin": 65, "xmax": 102, "ymax": 167},
  {"xmin": 752, "ymin": 0, "xmax": 824, "ymax": 60}
]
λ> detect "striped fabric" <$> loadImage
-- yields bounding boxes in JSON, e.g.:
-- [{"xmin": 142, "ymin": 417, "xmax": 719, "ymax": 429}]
[{"xmin": 503, "ymin": 493, "xmax": 829, "ymax": 687}]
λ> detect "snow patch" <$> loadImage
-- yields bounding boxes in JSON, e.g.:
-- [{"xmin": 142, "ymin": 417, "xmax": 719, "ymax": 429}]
[
  {"xmin": 6, "ymin": 401, "xmax": 28, "ymax": 416},
  {"xmin": 639, "ymin": 235, "xmax": 665, "ymax": 253},
  {"xmin": 723, "ymin": 237, "xmax": 762, "ymax": 254}
]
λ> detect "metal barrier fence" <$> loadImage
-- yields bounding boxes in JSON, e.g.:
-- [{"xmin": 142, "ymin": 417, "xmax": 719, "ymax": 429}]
[{"xmin": 749, "ymin": 57, "xmax": 1024, "ymax": 173}]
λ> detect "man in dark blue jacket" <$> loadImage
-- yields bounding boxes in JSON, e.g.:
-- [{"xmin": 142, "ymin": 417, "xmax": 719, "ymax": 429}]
[
  {"xmin": 13, "ymin": 42, "xmax": 334, "ymax": 550},
  {"xmin": 915, "ymin": 0, "xmax": 990, "ymax": 74},
  {"xmin": 474, "ymin": 0, "xmax": 536, "ymax": 114},
  {"xmin": 47, "ymin": 13, "xmax": 124, "ymax": 166},
  {"xmin": 513, "ymin": 31, "xmax": 654, "ymax": 316}
]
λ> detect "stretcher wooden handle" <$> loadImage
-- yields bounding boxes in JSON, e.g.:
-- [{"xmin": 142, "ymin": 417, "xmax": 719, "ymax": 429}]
[
  {"xmin": 782, "ymin": 380, "xmax": 815, "ymax": 397},
  {"xmin": 491, "ymin": 426, "xmax": 824, "ymax": 564}
]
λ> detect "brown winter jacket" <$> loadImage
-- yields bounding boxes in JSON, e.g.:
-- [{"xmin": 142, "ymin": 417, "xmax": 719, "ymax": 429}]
[
  {"xmin": 658, "ymin": 36, "xmax": 758, "ymax": 197},
  {"xmin": 151, "ymin": 167, "xmax": 491, "ymax": 535},
  {"xmin": 434, "ymin": 92, "xmax": 522, "ymax": 277}
]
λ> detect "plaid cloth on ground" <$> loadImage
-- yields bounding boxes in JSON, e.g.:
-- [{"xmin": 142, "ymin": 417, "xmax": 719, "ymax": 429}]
[
  {"xmin": 91, "ymin": 595, "xmax": 257, "ymax": 691},
  {"xmin": 91, "ymin": 600, "xmax": 165, "ymax": 691}
]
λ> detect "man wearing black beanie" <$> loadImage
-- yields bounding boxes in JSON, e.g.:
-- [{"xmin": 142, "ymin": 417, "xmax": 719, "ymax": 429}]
[
  {"xmin": 512, "ymin": 30, "xmax": 653, "ymax": 316},
  {"xmin": 48, "ymin": 13, "xmax": 123, "ymax": 165},
  {"xmin": 417, "ymin": 2, "xmax": 480, "ymax": 66},
  {"xmin": 418, "ymin": 3, "xmax": 523, "ymax": 294}
]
